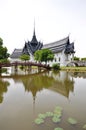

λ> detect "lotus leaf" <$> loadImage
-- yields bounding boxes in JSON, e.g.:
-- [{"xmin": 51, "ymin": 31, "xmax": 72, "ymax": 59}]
[
  {"xmin": 52, "ymin": 116, "xmax": 61, "ymax": 123},
  {"xmin": 38, "ymin": 113, "xmax": 46, "ymax": 119},
  {"xmin": 54, "ymin": 110, "xmax": 62, "ymax": 115},
  {"xmin": 68, "ymin": 117, "xmax": 77, "ymax": 125},
  {"xmin": 45, "ymin": 112, "xmax": 54, "ymax": 117},
  {"xmin": 34, "ymin": 118, "xmax": 44, "ymax": 125},
  {"xmin": 55, "ymin": 106, "xmax": 63, "ymax": 111},
  {"xmin": 83, "ymin": 124, "xmax": 86, "ymax": 129},
  {"xmin": 54, "ymin": 127, "xmax": 63, "ymax": 130},
  {"xmin": 53, "ymin": 113, "xmax": 62, "ymax": 118}
]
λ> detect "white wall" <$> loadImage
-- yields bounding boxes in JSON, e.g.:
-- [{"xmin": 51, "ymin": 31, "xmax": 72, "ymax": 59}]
[
  {"xmin": 48, "ymin": 50, "xmax": 73, "ymax": 66},
  {"xmin": 10, "ymin": 50, "xmax": 74, "ymax": 67}
]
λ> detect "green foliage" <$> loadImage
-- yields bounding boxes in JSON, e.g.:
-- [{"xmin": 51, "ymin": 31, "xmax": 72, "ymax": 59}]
[
  {"xmin": 83, "ymin": 124, "xmax": 86, "ymax": 129},
  {"xmin": 34, "ymin": 105, "xmax": 83, "ymax": 129},
  {"xmin": 68, "ymin": 117, "xmax": 77, "ymax": 125},
  {"xmin": 81, "ymin": 57, "xmax": 86, "ymax": 61},
  {"xmin": 34, "ymin": 50, "xmax": 41, "ymax": 62},
  {"xmin": 73, "ymin": 56, "xmax": 80, "ymax": 61},
  {"xmin": 54, "ymin": 127, "xmax": 63, "ymax": 130},
  {"xmin": 34, "ymin": 118, "xmax": 44, "ymax": 124},
  {"xmin": 34, "ymin": 105, "xmax": 63, "ymax": 126},
  {"xmin": 45, "ymin": 112, "xmax": 54, "ymax": 117},
  {"xmin": 20, "ymin": 54, "xmax": 30, "ymax": 62},
  {"xmin": 0, "ymin": 79, "xmax": 10, "ymax": 103},
  {"xmin": 0, "ymin": 38, "xmax": 3, "ymax": 46},
  {"xmin": 34, "ymin": 49, "xmax": 54, "ymax": 63},
  {"xmin": 0, "ymin": 59, "xmax": 10, "ymax": 63},
  {"xmin": 19, "ymin": 65, "xmax": 24, "ymax": 70},
  {"xmin": 52, "ymin": 63, "xmax": 60, "ymax": 70},
  {"xmin": 52, "ymin": 116, "xmax": 61, "ymax": 123},
  {"xmin": 0, "ymin": 37, "xmax": 9, "ymax": 62},
  {"xmin": 38, "ymin": 114, "xmax": 46, "ymax": 119}
]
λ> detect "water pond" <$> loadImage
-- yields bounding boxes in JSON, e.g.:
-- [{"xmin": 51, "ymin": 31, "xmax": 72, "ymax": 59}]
[{"xmin": 0, "ymin": 71, "xmax": 86, "ymax": 130}]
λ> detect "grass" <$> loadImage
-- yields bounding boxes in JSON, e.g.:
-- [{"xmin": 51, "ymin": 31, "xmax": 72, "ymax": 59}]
[{"xmin": 61, "ymin": 66, "xmax": 86, "ymax": 72}]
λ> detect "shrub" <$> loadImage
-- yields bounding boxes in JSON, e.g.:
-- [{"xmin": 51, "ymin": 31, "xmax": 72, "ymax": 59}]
[
  {"xmin": 73, "ymin": 56, "xmax": 80, "ymax": 61},
  {"xmin": 81, "ymin": 57, "xmax": 86, "ymax": 61},
  {"xmin": 0, "ymin": 59, "xmax": 10, "ymax": 63},
  {"xmin": 52, "ymin": 63, "xmax": 60, "ymax": 70}
]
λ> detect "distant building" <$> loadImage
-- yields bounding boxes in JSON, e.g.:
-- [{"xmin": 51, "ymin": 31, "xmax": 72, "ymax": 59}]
[{"xmin": 10, "ymin": 28, "xmax": 75, "ymax": 66}]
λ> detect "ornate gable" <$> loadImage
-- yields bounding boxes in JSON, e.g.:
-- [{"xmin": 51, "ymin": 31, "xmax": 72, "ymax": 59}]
[{"xmin": 22, "ymin": 28, "xmax": 43, "ymax": 55}]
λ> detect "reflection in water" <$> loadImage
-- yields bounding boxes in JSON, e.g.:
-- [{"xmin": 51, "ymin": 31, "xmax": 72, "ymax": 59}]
[
  {"xmin": 0, "ymin": 71, "xmax": 86, "ymax": 130},
  {"xmin": 12, "ymin": 71, "xmax": 74, "ymax": 101},
  {"xmin": 0, "ymin": 79, "xmax": 10, "ymax": 103},
  {"xmin": 70, "ymin": 71, "xmax": 86, "ymax": 78},
  {"xmin": 49, "ymin": 71, "xmax": 74, "ymax": 98}
]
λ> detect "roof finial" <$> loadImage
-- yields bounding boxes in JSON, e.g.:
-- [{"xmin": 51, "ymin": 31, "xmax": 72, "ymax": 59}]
[
  {"xmin": 34, "ymin": 18, "xmax": 35, "ymax": 36},
  {"xmin": 68, "ymin": 32, "xmax": 71, "ymax": 37}
]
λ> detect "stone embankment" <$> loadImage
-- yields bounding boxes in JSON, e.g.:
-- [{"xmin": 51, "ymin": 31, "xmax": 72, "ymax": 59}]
[{"xmin": 67, "ymin": 61, "xmax": 86, "ymax": 67}]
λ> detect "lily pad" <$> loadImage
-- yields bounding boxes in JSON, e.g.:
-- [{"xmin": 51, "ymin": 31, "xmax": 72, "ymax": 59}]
[
  {"xmin": 38, "ymin": 113, "xmax": 46, "ymax": 119},
  {"xmin": 54, "ymin": 111, "xmax": 62, "ymax": 116},
  {"xmin": 55, "ymin": 106, "xmax": 63, "ymax": 111},
  {"xmin": 83, "ymin": 124, "xmax": 86, "ymax": 129},
  {"xmin": 52, "ymin": 116, "xmax": 61, "ymax": 123},
  {"xmin": 54, "ymin": 127, "xmax": 64, "ymax": 130},
  {"xmin": 68, "ymin": 117, "xmax": 77, "ymax": 125},
  {"xmin": 53, "ymin": 113, "xmax": 62, "ymax": 118},
  {"xmin": 54, "ymin": 109, "xmax": 62, "ymax": 114},
  {"xmin": 34, "ymin": 118, "xmax": 44, "ymax": 125},
  {"xmin": 45, "ymin": 112, "xmax": 54, "ymax": 117}
]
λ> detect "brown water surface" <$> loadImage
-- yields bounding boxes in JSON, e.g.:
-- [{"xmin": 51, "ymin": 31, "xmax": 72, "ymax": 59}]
[{"xmin": 0, "ymin": 71, "xmax": 86, "ymax": 130}]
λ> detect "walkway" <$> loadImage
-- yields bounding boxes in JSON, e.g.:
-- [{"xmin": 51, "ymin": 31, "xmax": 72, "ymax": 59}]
[{"xmin": 0, "ymin": 61, "xmax": 51, "ymax": 70}]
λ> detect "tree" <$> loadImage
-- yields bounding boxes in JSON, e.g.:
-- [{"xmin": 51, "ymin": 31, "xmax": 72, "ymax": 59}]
[
  {"xmin": 52, "ymin": 63, "xmax": 60, "ymax": 70},
  {"xmin": 34, "ymin": 49, "xmax": 54, "ymax": 64},
  {"xmin": 73, "ymin": 56, "xmax": 80, "ymax": 61},
  {"xmin": 34, "ymin": 50, "xmax": 42, "ymax": 62},
  {"xmin": 0, "ymin": 37, "xmax": 9, "ymax": 63},
  {"xmin": 81, "ymin": 57, "xmax": 86, "ymax": 61},
  {"xmin": 20, "ymin": 54, "xmax": 30, "ymax": 62}
]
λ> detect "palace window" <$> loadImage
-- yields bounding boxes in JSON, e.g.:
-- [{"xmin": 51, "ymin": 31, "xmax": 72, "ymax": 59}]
[
  {"xmin": 55, "ymin": 58, "xmax": 57, "ymax": 62},
  {"xmin": 59, "ymin": 57, "xmax": 60, "ymax": 62}
]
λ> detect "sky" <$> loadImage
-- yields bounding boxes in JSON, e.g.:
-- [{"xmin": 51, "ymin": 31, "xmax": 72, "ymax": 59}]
[{"xmin": 0, "ymin": 0, "xmax": 86, "ymax": 58}]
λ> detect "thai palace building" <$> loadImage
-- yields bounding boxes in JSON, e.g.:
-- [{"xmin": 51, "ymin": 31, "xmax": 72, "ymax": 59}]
[{"xmin": 10, "ymin": 28, "xmax": 75, "ymax": 66}]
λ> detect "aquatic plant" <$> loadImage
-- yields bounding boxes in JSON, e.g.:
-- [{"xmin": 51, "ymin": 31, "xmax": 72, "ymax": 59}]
[
  {"xmin": 52, "ymin": 116, "xmax": 61, "ymax": 123},
  {"xmin": 68, "ymin": 117, "xmax": 77, "ymax": 125},
  {"xmin": 38, "ymin": 113, "xmax": 46, "ymax": 119},
  {"xmin": 45, "ymin": 112, "xmax": 54, "ymax": 117},
  {"xmin": 34, "ymin": 118, "xmax": 44, "ymax": 125},
  {"xmin": 53, "ymin": 106, "xmax": 62, "ymax": 118},
  {"xmin": 54, "ymin": 127, "xmax": 64, "ymax": 130},
  {"xmin": 55, "ymin": 106, "xmax": 63, "ymax": 111},
  {"xmin": 53, "ymin": 113, "xmax": 62, "ymax": 118},
  {"xmin": 34, "ymin": 105, "xmax": 80, "ymax": 129},
  {"xmin": 83, "ymin": 124, "xmax": 86, "ymax": 129}
]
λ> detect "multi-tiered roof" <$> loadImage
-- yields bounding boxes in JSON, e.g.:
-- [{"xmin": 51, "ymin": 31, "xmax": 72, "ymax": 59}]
[
  {"xmin": 10, "ymin": 28, "xmax": 43, "ymax": 59},
  {"xmin": 10, "ymin": 29, "xmax": 75, "ymax": 59},
  {"xmin": 22, "ymin": 28, "xmax": 43, "ymax": 55},
  {"xmin": 43, "ymin": 36, "xmax": 75, "ymax": 54}
]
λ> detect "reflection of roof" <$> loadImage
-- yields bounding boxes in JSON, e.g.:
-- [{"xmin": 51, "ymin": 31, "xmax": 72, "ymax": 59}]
[
  {"xmin": 10, "ymin": 49, "xmax": 22, "ymax": 58},
  {"xmin": 49, "ymin": 85, "xmax": 69, "ymax": 98},
  {"xmin": 49, "ymin": 79, "xmax": 74, "ymax": 98}
]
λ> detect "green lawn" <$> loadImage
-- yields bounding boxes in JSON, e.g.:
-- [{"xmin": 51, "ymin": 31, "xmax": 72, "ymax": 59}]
[{"xmin": 61, "ymin": 66, "xmax": 86, "ymax": 72}]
